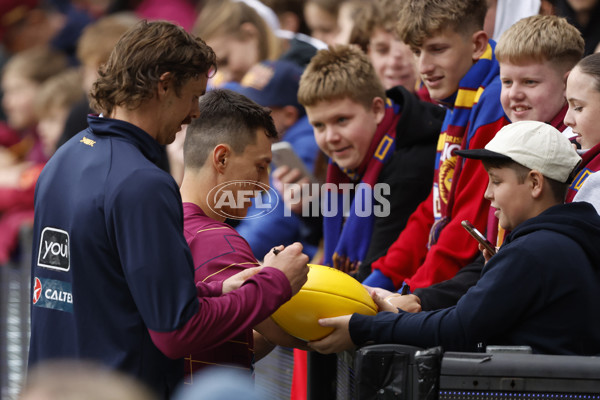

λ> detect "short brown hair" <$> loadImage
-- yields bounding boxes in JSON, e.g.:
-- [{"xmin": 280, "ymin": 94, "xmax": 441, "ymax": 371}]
[
  {"xmin": 483, "ymin": 159, "xmax": 569, "ymax": 202},
  {"xmin": 306, "ymin": 0, "xmax": 344, "ymax": 17},
  {"xmin": 261, "ymin": 0, "xmax": 310, "ymax": 35},
  {"xmin": 495, "ymin": 15, "xmax": 584, "ymax": 74},
  {"xmin": 396, "ymin": 0, "xmax": 488, "ymax": 48},
  {"xmin": 184, "ymin": 89, "xmax": 278, "ymax": 169},
  {"xmin": 2, "ymin": 46, "xmax": 67, "ymax": 84},
  {"xmin": 77, "ymin": 13, "xmax": 140, "ymax": 67},
  {"xmin": 35, "ymin": 68, "xmax": 83, "ymax": 118},
  {"xmin": 350, "ymin": 0, "xmax": 402, "ymax": 52},
  {"xmin": 193, "ymin": 0, "xmax": 281, "ymax": 62},
  {"xmin": 298, "ymin": 45, "xmax": 385, "ymax": 108},
  {"xmin": 575, "ymin": 52, "xmax": 600, "ymax": 93},
  {"xmin": 90, "ymin": 20, "xmax": 216, "ymax": 116}
]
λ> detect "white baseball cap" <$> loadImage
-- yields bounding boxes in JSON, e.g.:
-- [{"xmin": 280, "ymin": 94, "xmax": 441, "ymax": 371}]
[{"xmin": 455, "ymin": 120, "xmax": 581, "ymax": 183}]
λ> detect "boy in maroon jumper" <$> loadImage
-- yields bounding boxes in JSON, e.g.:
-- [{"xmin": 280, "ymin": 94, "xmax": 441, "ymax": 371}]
[{"xmin": 179, "ymin": 89, "xmax": 309, "ymax": 379}]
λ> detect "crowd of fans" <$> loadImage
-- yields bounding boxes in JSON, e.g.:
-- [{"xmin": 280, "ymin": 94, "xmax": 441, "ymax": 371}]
[{"xmin": 2, "ymin": 0, "xmax": 600, "ymax": 399}]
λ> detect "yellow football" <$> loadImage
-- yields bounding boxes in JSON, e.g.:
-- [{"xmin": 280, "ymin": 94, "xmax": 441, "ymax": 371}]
[{"xmin": 271, "ymin": 264, "xmax": 377, "ymax": 341}]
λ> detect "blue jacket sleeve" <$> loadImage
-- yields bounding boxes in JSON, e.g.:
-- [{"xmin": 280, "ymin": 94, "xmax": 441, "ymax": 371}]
[
  {"xmin": 110, "ymin": 171, "xmax": 293, "ymax": 358},
  {"xmin": 109, "ymin": 170, "xmax": 200, "ymax": 332},
  {"xmin": 362, "ymin": 269, "xmax": 396, "ymax": 291},
  {"xmin": 349, "ymin": 240, "xmax": 551, "ymax": 352}
]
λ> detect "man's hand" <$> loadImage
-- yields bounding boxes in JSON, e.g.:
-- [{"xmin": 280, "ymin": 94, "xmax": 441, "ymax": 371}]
[
  {"xmin": 364, "ymin": 285, "xmax": 394, "ymax": 300},
  {"xmin": 222, "ymin": 266, "xmax": 262, "ymax": 294},
  {"xmin": 263, "ymin": 243, "xmax": 309, "ymax": 295},
  {"xmin": 307, "ymin": 315, "xmax": 354, "ymax": 354},
  {"xmin": 370, "ymin": 290, "xmax": 398, "ymax": 313},
  {"xmin": 383, "ymin": 293, "xmax": 422, "ymax": 313}
]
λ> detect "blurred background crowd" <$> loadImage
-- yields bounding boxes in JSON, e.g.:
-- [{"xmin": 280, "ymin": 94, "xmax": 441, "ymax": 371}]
[
  {"xmin": 1, "ymin": 0, "xmax": 599, "ymax": 272},
  {"xmin": 1, "ymin": 0, "xmax": 600, "ymax": 399}
]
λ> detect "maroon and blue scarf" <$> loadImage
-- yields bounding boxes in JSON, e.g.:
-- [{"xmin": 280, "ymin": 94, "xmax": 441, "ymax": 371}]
[
  {"xmin": 323, "ymin": 100, "xmax": 401, "ymax": 274},
  {"xmin": 429, "ymin": 41, "xmax": 500, "ymax": 246},
  {"xmin": 567, "ymin": 141, "xmax": 600, "ymax": 203}
]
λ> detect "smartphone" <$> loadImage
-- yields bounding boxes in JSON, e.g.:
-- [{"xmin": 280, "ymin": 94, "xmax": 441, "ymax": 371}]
[
  {"xmin": 461, "ymin": 220, "xmax": 496, "ymax": 255},
  {"xmin": 271, "ymin": 142, "xmax": 316, "ymax": 183}
]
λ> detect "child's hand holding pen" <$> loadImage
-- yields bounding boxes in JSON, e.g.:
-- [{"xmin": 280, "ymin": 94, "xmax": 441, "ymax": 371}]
[{"xmin": 366, "ymin": 284, "xmax": 422, "ymax": 313}]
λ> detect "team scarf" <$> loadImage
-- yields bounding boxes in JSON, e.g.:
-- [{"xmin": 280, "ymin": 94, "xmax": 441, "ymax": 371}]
[
  {"xmin": 323, "ymin": 99, "xmax": 401, "ymax": 274},
  {"xmin": 429, "ymin": 41, "xmax": 499, "ymax": 247},
  {"xmin": 566, "ymin": 141, "xmax": 600, "ymax": 203}
]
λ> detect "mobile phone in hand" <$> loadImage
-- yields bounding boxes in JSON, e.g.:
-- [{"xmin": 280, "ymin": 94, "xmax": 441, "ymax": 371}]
[
  {"xmin": 271, "ymin": 142, "xmax": 316, "ymax": 183},
  {"xmin": 461, "ymin": 220, "xmax": 496, "ymax": 255}
]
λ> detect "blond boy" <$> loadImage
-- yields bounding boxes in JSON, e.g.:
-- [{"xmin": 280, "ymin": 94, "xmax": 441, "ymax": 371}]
[
  {"xmin": 489, "ymin": 14, "xmax": 585, "ymax": 245},
  {"xmin": 296, "ymin": 45, "xmax": 443, "ymax": 279},
  {"xmin": 496, "ymin": 15, "xmax": 584, "ymax": 131},
  {"xmin": 293, "ymin": 42, "xmax": 444, "ymax": 398}
]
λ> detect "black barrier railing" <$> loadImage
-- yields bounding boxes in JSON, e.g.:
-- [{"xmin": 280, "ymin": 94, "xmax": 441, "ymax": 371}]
[{"xmin": 322, "ymin": 345, "xmax": 600, "ymax": 400}]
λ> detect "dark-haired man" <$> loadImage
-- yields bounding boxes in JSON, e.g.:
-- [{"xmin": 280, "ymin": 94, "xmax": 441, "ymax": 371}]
[{"xmin": 29, "ymin": 20, "xmax": 308, "ymax": 398}]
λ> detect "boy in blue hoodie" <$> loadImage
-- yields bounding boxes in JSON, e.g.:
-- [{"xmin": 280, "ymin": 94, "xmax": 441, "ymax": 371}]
[{"xmin": 310, "ymin": 121, "xmax": 600, "ymax": 356}]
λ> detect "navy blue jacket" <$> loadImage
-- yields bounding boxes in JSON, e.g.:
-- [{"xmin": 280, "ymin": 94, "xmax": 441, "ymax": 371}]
[
  {"xmin": 350, "ymin": 202, "xmax": 600, "ymax": 355},
  {"xmin": 29, "ymin": 116, "xmax": 198, "ymax": 395},
  {"xmin": 29, "ymin": 116, "xmax": 291, "ymax": 397}
]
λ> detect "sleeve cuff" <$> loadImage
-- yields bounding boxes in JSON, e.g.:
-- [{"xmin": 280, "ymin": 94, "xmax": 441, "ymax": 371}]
[
  {"xmin": 349, "ymin": 313, "xmax": 372, "ymax": 346},
  {"xmin": 362, "ymin": 269, "xmax": 396, "ymax": 291},
  {"xmin": 196, "ymin": 280, "xmax": 223, "ymax": 297}
]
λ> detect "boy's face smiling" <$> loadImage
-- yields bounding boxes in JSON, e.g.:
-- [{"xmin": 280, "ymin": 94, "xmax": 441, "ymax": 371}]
[
  {"xmin": 307, "ymin": 97, "xmax": 385, "ymax": 170},
  {"xmin": 565, "ymin": 66, "xmax": 600, "ymax": 150},
  {"xmin": 500, "ymin": 59, "xmax": 567, "ymax": 123},
  {"xmin": 412, "ymin": 28, "xmax": 485, "ymax": 101},
  {"xmin": 368, "ymin": 28, "xmax": 417, "ymax": 91},
  {"xmin": 484, "ymin": 166, "xmax": 532, "ymax": 231}
]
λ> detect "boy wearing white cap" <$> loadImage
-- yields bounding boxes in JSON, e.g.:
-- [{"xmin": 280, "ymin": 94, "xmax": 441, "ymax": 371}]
[{"xmin": 307, "ymin": 121, "xmax": 600, "ymax": 356}]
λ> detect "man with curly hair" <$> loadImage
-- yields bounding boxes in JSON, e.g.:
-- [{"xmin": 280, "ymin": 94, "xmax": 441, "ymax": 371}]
[{"xmin": 28, "ymin": 20, "xmax": 309, "ymax": 398}]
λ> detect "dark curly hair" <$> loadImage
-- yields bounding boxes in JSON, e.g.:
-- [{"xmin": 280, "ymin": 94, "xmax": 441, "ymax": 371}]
[{"xmin": 90, "ymin": 20, "xmax": 217, "ymax": 116}]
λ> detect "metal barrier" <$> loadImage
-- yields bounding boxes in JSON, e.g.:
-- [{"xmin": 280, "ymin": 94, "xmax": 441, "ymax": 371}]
[
  {"xmin": 255, "ymin": 346, "xmax": 295, "ymax": 399},
  {"xmin": 7, "ymin": 227, "xmax": 600, "ymax": 400},
  {"xmin": 0, "ymin": 225, "xmax": 33, "ymax": 400}
]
